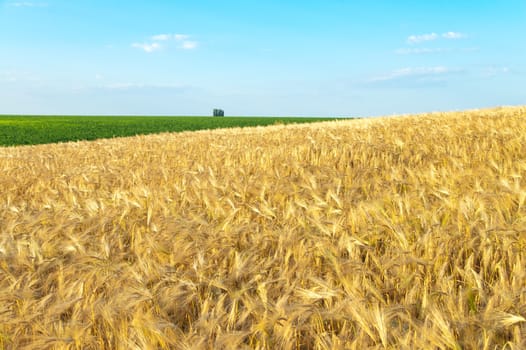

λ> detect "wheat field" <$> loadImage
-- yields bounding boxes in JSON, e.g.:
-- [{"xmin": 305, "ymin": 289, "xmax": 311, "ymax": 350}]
[{"xmin": 0, "ymin": 107, "xmax": 525, "ymax": 349}]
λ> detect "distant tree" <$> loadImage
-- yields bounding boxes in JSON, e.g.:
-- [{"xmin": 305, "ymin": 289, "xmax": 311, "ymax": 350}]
[{"xmin": 213, "ymin": 109, "xmax": 224, "ymax": 117}]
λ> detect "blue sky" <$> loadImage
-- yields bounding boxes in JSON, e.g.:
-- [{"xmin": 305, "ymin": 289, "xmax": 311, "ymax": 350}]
[{"xmin": 1, "ymin": 1, "xmax": 525, "ymax": 116}]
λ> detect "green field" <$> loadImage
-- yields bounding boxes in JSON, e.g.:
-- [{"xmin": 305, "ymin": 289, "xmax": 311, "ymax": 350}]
[{"xmin": 0, "ymin": 116, "xmax": 341, "ymax": 147}]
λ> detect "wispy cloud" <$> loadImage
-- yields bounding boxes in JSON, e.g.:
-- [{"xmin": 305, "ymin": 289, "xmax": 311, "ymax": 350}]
[
  {"xmin": 131, "ymin": 42, "xmax": 162, "ymax": 53},
  {"xmin": 370, "ymin": 66, "xmax": 463, "ymax": 82},
  {"xmin": 407, "ymin": 32, "xmax": 467, "ymax": 44},
  {"xmin": 105, "ymin": 83, "xmax": 149, "ymax": 90},
  {"xmin": 173, "ymin": 34, "xmax": 197, "ymax": 50},
  {"xmin": 481, "ymin": 66, "xmax": 511, "ymax": 78},
  {"xmin": 395, "ymin": 47, "xmax": 478, "ymax": 55},
  {"xmin": 102, "ymin": 83, "xmax": 193, "ymax": 93},
  {"xmin": 151, "ymin": 33, "xmax": 191, "ymax": 42},
  {"xmin": 442, "ymin": 31, "xmax": 466, "ymax": 39},
  {"xmin": 6, "ymin": 1, "xmax": 48, "ymax": 7},
  {"xmin": 179, "ymin": 41, "xmax": 198, "ymax": 50},
  {"xmin": 407, "ymin": 33, "xmax": 439, "ymax": 44},
  {"xmin": 0, "ymin": 70, "xmax": 38, "ymax": 82},
  {"xmin": 0, "ymin": 72, "xmax": 17, "ymax": 82},
  {"xmin": 395, "ymin": 48, "xmax": 451, "ymax": 55},
  {"xmin": 151, "ymin": 34, "xmax": 172, "ymax": 41},
  {"xmin": 134, "ymin": 33, "xmax": 198, "ymax": 52},
  {"xmin": 174, "ymin": 34, "xmax": 190, "ymax": 41}
]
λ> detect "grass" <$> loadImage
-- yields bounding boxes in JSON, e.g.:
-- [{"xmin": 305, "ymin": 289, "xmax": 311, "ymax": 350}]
[
  {"xmin": 0, "ymin": 106, "xmax": 525, "ymax": 349},
  {"xmin": 0, "ymin": 115, "xmax": 340, "ymax": 147}
]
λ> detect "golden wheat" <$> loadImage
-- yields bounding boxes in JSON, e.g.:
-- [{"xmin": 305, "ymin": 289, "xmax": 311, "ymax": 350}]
[{"xmin": 0, "ymin": 107, "xmax": 525, "ymax": 349}]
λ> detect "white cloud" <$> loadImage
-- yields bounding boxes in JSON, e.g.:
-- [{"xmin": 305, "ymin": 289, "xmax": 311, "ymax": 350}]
[
  {"xmin": 395, "ymin": 46, "xmax": 477, "ymax": 55},
  {"xmin": 179, "ymin": 41, "xmax": 198, "ymax": 50},
  {"xmin": 132, "ymin": 42, "xmax": 162, "ymax": 53},
  {"xmin": 395, "ymin": 47, "xmax": 452, "ymax": 55},
  {"xmin": 133, "ymin": 34, "xmax": 198, "ymax": 52},
  {"xmin": 105, "ymin": 83, "xmax": 146, "ymax": 90},
  {"xmin": 0, "ymin": 70, "xmax": 38, "ymax": 82},
  {"xmin": 103, "ymin": 83, "xmax": 189, "ymax": 91},
  {"xmin": 442, "ymin": 31, "xmax": 466, "ymax": 39},
  {"xmin": 407, "ymin": 33, "xmax": 439, "ymax": 44},
  {"xmin": 0, "ymin": 72, "xmax": 17, "ymax": 82},
  {"xmin": 481, "ymin": 66, "xmax": 511, "ymax": 77},
  {"xmin": 151, "ymin": 33, "xmax": 190, "ymax": 41},
  {"xmin": 370, "ymin": 66, "xmax": 461, "ymax": 82},
  {"xmin": 174, "ymin": 34, "xmax": 190, "ymax": 41},
  {"xmin": 151, "ymin": 34, "xmax": 172, "ymax": 41},
  {"xmin": 407, "ymin": 32, "xmax": 467, "ymax": 44},
  {"xmin": 7, "ymin": 2, "xmax": 48, "ymax": 7}
]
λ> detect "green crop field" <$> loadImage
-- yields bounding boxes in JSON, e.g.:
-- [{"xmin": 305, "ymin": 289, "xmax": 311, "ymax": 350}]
[{"xmin": 0, "ymin": 116, "xmax": 342, "ymax": 147}]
